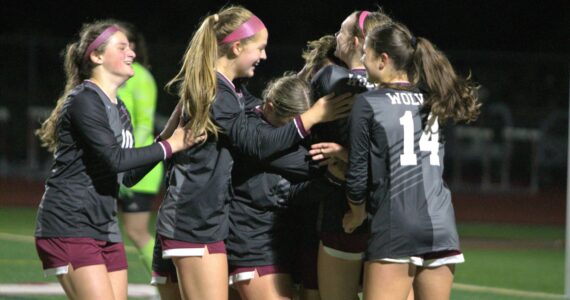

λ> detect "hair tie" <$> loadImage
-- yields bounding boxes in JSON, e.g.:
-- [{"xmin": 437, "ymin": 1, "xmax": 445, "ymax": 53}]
[
  {"xmin": 358, "ymin": 11, "xmax": 370, "ymax": 37},
  {"xmin": 410, "ymin": 36, "xmax": 418, "ymax": 49}
]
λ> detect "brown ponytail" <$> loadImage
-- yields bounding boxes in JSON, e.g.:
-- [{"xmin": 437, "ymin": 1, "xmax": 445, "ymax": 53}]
[
  {"xmin": 367, "ymin": 22, "xmax": 481, "ymax": 124},
  {"xmin": 413, "ymin": 37, "xmax": 481, "ymax": 123}
]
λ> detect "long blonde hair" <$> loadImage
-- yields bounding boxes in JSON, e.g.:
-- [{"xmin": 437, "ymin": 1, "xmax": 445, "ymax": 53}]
[
  {"xmin": 36, "ymin": 20, "xmax": 124, "ymax": 152},
  {"xmin": 166, "ymin": 6, "xmax": 257, "ymax": 139}
]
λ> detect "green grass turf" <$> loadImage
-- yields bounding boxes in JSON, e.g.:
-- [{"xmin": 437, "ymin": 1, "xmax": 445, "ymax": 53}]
[
  {"xmin": 457, "ymin": 222, "xmax": 565, "ymax": 241},
  {"xmin": 0, "ymin": 206, "xmax": 566, "ymax": 299},
  {"xmin": 0, "ymin": 206, "xmax": 151, "ymax": 284},
  {"xmin": 455, "ymin": 248, "xmax": 564, "ymax": 294}
]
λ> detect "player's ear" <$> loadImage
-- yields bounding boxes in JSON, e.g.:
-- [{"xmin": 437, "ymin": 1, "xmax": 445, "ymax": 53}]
[
  {"xmin": 230, "ymin": 41, "xmax": 243, "ymax": 57},
  {"xmin": 353, "ymin": 36, "xmax": 361, "ymax": 50},
  {"xmin": 263, "ymin": 100, "xmax": 275, "ymax": 112},
  {"xmin": 379, "ymin": 53, "xmax": 389, "ymax": 70}
]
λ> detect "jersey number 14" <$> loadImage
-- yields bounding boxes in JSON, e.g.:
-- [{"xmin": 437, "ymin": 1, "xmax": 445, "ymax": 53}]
[{"xmin": 399, "ymin": 111, "xmax": 440, "ymax": 166}]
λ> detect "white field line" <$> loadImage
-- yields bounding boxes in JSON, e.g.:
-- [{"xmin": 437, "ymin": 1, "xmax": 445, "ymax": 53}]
[
  {"xmin": 0, "ymin": 232, "xmax": 566, "ymax": 299},
  {"xmin": 0, "ymin": 283, "xmax": 157, "ymax": 297}
]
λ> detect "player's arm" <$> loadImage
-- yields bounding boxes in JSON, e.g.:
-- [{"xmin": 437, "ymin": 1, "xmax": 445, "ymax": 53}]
[
  {"xmin": 70, "ymin": 91, "xmax": 166, "ymax": 173},
  {"xmin": 344, "ymin": 95, "xmax": 373, "ymax": 233},
  {"xmin": 212, "ymin": 88, "xmax": 307, "ymax": 160}
]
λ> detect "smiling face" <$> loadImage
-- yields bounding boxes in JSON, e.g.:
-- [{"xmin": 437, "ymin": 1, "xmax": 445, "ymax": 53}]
[
  {"xmin": 95, "ymin": 31, "xmax": 136, "ymax": 80},
  {"xmin": 234, "ymin": 28, "xmax": 268, "ymax": 78}
]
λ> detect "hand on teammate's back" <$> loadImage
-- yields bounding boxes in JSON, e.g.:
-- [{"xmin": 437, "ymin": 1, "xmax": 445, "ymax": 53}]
[
  {"xmin": 313, "ymin": 92, "xmax": 354, "ymax": 123},
  {"xmin": 167, "ymin": 126, "xmax": 207, "ymax": 153}
]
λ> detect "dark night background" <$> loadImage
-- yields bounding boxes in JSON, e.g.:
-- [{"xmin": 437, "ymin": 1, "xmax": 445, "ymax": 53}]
[
  {"xmin": 0, "ymin": 0, "xmax": 569, "ymax": 189},
  {"xmin": 2, "ymin": 0, "xmax": 569, "ymax": 53}
]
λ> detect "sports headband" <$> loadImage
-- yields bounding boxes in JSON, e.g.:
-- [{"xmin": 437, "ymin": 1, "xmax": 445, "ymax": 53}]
[
  {"xmin": 221, "ymin": 15, "xmax": 266, "ymax": 44},
  {"xmin": 83, "ymin": 25, "xmax": 120, "ymax": 62},
  {"xmin": 358, "ymin": 11, "xmax": 370, "ymax": 37}
]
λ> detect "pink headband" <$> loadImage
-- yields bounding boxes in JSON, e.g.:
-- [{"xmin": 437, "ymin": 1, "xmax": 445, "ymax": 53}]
[
  {"xmin": 83, "ymin": 25, "xmax": 120, "ymax": 61},
  {"xmin": 221, "ymin": 15, "xmax": 266, "ymax": 44},
  {"xmin": 358, "ymin": 11, "xmax": 370, "ymax": 37}
]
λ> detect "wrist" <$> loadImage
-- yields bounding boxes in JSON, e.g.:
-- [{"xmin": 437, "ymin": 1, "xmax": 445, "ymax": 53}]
[
  {"xmin": 300, "ymin": 110, "xmax": 318, "ymax": 130},
  {"xmin": 348, "ymin": 198, "xmax": 366, "ymax": 210},
  {"xmin": 159, "ymin": 140, "xmax": 173, "ymax": 159},
  {"xmin": 294, "ymin": 115, "xmax": 311, "ymax": 138}
]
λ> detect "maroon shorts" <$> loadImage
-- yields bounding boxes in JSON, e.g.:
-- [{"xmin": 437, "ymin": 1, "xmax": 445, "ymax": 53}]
[
  {"xmin": 158, "ymin": 235, "xmax": 226, "ymax": 257},
  {"xmin": 152, "ymin": 235, "xmax": 226, "ymax": 284},
  {"xmin": 35, "ymin": 237, "xmax": 127, "ymax": 275},
  {"xmin": 320, "ymin": 232, "xmax": 368, "ymax": 254},
  {"xmin": 229, "ymin": 265, "xmax": 288, "ymax": 285}
]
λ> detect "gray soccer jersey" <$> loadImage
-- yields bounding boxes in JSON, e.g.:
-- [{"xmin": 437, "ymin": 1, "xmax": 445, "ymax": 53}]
[
  {"xmin": 346, "ymin": 88, "xmax": 460, "ymax": 260},
  {"xmin": 35, "ymin": 81, "xmax": 164, "ymax": 242}
]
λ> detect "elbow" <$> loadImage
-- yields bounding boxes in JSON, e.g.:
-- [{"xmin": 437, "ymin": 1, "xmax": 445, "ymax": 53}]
[{"xmin": 101, "ymin": 155, "xmax": 121, "ymax": 173}]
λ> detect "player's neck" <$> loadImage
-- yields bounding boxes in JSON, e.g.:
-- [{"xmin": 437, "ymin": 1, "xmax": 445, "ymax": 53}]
[
  {"xmin": 346, "ymin": 56, "xmax": 364, "ymax": 70},
  {"xmin": 87, "ymin": 77, "xmax": 118, "ymax": 104},
  {"xmin": 216, "ymin": 57, "xmax": 236, "ymax": 82}
]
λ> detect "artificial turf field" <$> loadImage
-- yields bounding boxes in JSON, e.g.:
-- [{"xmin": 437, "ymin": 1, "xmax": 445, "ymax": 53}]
[{"xmin": 0, "ymin": 206, "xmax": 565, "ymax": 300}]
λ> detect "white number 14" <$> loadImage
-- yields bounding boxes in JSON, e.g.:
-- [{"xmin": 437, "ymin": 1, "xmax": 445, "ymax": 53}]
[{"xmin": 398, "ymin": 111, "xmax": 440, "ymax": 166}]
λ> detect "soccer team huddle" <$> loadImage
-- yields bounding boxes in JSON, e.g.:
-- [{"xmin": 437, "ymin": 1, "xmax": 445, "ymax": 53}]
[{"xmin": 33, "ymin": 4, "xmax": 481, "ymax": 300}]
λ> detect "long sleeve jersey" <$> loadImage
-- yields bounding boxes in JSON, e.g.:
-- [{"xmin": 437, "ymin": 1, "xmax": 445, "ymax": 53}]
[
  {"xmin": 346, "ymin": 87, "xmax": 460, "ymax": 259},
  {"xmin": 35, "ymin": 81, "xmax": 166, "ymax": 242},
  {"xmin": 156, "ymin": 73, "xmax": 309, "ymax": 243}
]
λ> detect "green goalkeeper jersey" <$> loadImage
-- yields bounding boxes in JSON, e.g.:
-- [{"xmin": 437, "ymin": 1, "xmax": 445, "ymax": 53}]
[{"xmin": 118, "ymin": 62, "xmax": 163, "ymax": 194}]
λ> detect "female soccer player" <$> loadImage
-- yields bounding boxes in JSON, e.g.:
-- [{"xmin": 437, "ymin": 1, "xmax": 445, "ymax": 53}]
[
  {"xmin": 155, "ymin": 6, "xmax": 351, "ymax": 300},
  {"xmin": 34, "ymin": 20, "xmax": 202, "ymax": 300},
  {"xmin": 313, "ymin": 9, "xmax": 394, "ymax": 300},
  {"xmin": 343, "ymin": 22, "xmax": 480, "ymax": 300},
  {"xmin": 227, "ymin": 74, "xmax": 313, "ymax": 300}
]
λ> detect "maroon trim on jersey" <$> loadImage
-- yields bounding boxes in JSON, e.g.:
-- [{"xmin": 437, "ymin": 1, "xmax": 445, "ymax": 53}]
[
  {"xmin": 159, "ymin": 140, "xmax": 172, "ymax": 160},
  {"xmin": 293, "ymin": 115, "xmax": 310, "ymax": 138},
  {"xmin": 217, "ymin": 71, "xmax": 236, "ymax": 91}
]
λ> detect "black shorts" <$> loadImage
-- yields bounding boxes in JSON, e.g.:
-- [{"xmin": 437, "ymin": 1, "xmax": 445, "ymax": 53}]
[{"xmin": 118, "ymin": 192, "xmax": 155, "ymax": 213}]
